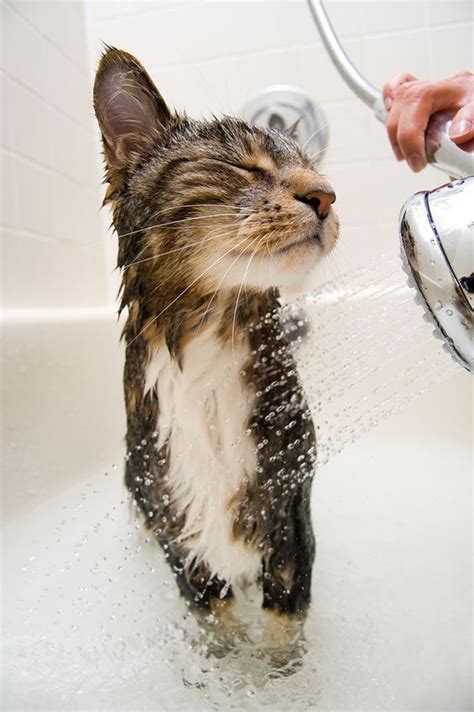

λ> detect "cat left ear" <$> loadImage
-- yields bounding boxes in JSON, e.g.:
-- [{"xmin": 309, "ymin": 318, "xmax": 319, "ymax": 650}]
[
  {"xmin": 286, "ymin": 117, "xmax": 302, "ymax": 138},
  {"xmin": 93, "ymin": 46, "xmax": 171, "ymax": 173}
]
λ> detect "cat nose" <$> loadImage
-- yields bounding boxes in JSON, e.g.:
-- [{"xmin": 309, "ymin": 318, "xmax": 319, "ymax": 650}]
[{"xmin": 296, "ymin": 189, "xmax": 336, "ymax": 219}]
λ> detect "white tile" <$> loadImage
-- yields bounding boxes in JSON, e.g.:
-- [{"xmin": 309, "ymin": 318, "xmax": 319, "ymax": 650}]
[
  {"xmin": 146, "ymin": 37, "xmax": 364, "ymax": 123},
  {"xmin": 1, "ymin": 227, "xmax": 108, "ymax": 308},
  {"xmin": 1, "ymin": 74, "xmax": 53, "ymax": 168},
  {"xmin": 2, "ymin": 71, "xmax": 99, "ymax": 191},
  {"xmin": 70, "ymin": 190, "xmax": 105, "ymax": 246},
  {"xmin": 14, "ymin": 157, "xmax": 58, "ymax": 238},
  {"xmin": 40, "ymin": 39, "xmax": 93, "ymax": 129},
  {"xmin": 0, "ymin": 151, "xmax": 21, "ymax": 229},
  {"xmin": 3, "ymin": 148, "xmax": 102, "ymax": 246},
  {"xmin": 50, "ymin": 112, "xmax": 99, "ymax": 187},
  {"xmin": 359, "ymin": 28, "xmax": 431, "ymax": 90},
  {"xmin": 426, "ymin": 0, "xmax": 473, "ymax": 25},
  {"xmin": 331, "ymin": 219, "xmax": 399, "ymax": 271},
  {"xmin": 86, "ymin": 0, "xmax": 178, "ymax": 24},
  {"xmin": 428, "ymin": 23, "xmax": 474, "ymax": 79},
  {"xmin": 1, "ymin": 1, "xmax": 111, "ymax": 310},
  {"xmin": 87, "ymin": 0, "xmax": 319, "ymax": 72},
  {"xmin": 363, "ymin": 110, "xmax": 399, "ymax": 162},
  {"xmin": 282, "ymin": 38, "xmax": 364, "ymax": 103},
  {"xmin": 318, "ymin": 99, "xmax": 371, "ymax": 165},
  {"xmin": 323, "ymin": 0, "xmax": 427, "ymax": 38},
  {"xmin": 2, "ymin": 2, "xmax": 49, "ymax": 98},
  {"xmin": 359, "ymin": 19, "xmax": 471, "ymax": 91},
  {"xmin": 11, "ymin": 0, "xmax": 88, "ymax": 68},
  {"xmin": 2, "ymin": 3, "xmax": 92, "ymax": 130},
  {"xmin": 326, "ymin": 157, "xmax": 444, "ymax": 227},
  {"xmin": 50, "ymin": 172, "xmax": 99, "ymax": 244}
]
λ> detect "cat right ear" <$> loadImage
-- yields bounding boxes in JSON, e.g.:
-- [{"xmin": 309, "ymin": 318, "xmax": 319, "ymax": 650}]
[{"xmin": 93, "ymin": 46, "xmax": 171, "ymax": 173}]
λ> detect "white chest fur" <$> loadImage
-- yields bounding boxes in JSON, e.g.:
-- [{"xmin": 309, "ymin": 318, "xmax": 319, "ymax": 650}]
[{"xmin": 144, "ymin": 325, "xmax": 262, "ymax": 585}]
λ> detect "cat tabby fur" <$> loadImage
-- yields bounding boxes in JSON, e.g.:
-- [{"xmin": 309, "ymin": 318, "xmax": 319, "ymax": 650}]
[{"xmin": 93, "ymin": 47, "xmax": 338, "ymax": 629}]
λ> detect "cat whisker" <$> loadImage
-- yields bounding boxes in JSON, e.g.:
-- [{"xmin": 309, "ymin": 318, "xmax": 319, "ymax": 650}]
[
  {"xmin": 301, "ymin": 121, "xmax": 330, "ymax": 152},
  {"xmin": 157, "ymin": 232, "xmax": 257, "ymax": 346},
  {"xmin": 231, "ymin": 234, "xmax": 267, "ymax": 368},
  {"xmin": 117, "ymin": 210, "xmax": 255, "ymax": 240},
  {"xmin": 122, "ymin": 219, "xmax": 259, "ymax": 270},
  {"xmin": 145, "ymin": 202, "xmax": 250, "ymax": 223},
  {"xmin": 128, "ymin": 236, "xmax": 251, "ymax": 346},
  {"xmin": 126, "ymin": 216, "xmax": 270, "ymax": 271},
  {"xmin": 195, "ymin": 241, "xmax": 256, "ymax": 337},
  {"xmin": 64, "ymin": 205, "xmax": 252, "ymax": 251},
  {"xmin": 142, "ymin": 204, "xmax": 253, "ymax": 229},
  {"xmin": 305, "ymin": 137, "xmax": 354, "ymax": 167}
]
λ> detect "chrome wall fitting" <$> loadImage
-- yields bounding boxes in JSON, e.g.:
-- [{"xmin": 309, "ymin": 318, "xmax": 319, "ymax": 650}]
[{"xmin": 242, "ymin": 85, "xmax": 329, "ymax": 164}]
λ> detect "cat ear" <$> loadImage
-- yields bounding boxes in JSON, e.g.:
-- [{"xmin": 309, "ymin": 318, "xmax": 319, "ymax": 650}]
[
  {"xmin": 286, "ymin": 117, "xmax": 302, "ymax": 138},
  {"xmin": 93, "ymin": 46, "xmax": 171, "ymax": 172}
]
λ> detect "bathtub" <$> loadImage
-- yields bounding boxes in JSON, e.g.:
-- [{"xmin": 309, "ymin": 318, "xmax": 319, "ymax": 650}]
[
  {"xmin": 2, "ymin": 0, "xmax": 472, "ymax": 706},
  {"xmin": 2, "ymin": 301, "xmax": 472, "ymax": 711}
]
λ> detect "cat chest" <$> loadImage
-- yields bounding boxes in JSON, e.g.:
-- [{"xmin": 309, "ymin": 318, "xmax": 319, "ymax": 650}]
[{"xmin": 143, "ymin": 328, "xmax": 262, "ymax": 581}]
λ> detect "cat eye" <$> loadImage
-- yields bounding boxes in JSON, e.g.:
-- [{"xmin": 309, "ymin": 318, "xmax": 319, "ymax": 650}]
[
  {"xmin": 242, "ymin": 165, "xmax": 267, "ymax": 176},
  {"xmin": 218, "ymin": 159, "xmax": 268, "ymax": 176},
  {"xmin": 232, "ymin": 162, "xmax": 268, "ymax": 176}
]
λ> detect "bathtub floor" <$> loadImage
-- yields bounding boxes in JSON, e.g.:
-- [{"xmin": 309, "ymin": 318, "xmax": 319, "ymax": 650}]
[{"xmin": 2, "ymin": 374, "xmax": 472, "ymax": 711}]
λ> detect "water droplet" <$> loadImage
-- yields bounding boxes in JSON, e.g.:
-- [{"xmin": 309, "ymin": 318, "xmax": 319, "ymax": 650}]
[{"xmin": 219, "ymin": 582, "xmax": 230, "ymax": 599}]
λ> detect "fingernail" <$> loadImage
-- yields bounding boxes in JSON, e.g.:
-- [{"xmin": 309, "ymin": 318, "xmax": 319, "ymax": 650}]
[
  {"xmin": 450, "ymin": 118, "xmax": 471, "ymax": 138},
  {"xmin": 384, "ymin": 97, "xmax": 392, "ymax": 111},
  {"xmin": 407, "ymin": 153, "xmax": 424, "ymax": 172}
]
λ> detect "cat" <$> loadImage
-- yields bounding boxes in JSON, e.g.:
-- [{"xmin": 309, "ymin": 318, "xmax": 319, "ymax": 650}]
[{"xmin": 93, "ymin": 47, "xmax": 339, "ymax": 642}]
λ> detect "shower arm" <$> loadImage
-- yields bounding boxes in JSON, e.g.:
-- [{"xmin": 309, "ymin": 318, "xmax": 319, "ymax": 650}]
[{"xmin": 307, "ymin": 0, "xmax": 473, "ymax": 178}]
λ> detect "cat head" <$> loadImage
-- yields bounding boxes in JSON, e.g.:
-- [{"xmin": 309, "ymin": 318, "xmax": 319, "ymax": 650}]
[{"xmin": 93, "ymin": 48, "xmax": 339, "ymax": 298}]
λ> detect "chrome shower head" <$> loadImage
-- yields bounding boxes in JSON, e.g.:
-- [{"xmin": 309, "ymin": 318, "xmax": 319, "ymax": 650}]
[{"xmin": 399, "ymin": 177, "xmax": 473, "ymax": 372}]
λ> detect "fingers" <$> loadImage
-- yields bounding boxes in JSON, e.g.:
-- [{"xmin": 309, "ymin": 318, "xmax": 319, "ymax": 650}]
[
  {"xmin": 450, "ymin": 102, "xmax": 474, "ymax": 144},
  {"xmin": 385, "ymin": 74, "xmax": 472, "ymax": 172},
  {"xmin": 392, "ymin": 81, "xmax": 435, "ymax": 170},
  {"xmin": 385, "ymin": 73, "xmax": 418, "ymax": 160},
  {"xmin": 382, "ymin": 72, "xmax": 416, "ymax": 111}
]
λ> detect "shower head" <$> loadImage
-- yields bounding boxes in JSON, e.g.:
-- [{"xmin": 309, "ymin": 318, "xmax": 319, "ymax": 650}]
[{"xmin": 399, "ymin": 177, "xmax": 473, "ymax": 372}]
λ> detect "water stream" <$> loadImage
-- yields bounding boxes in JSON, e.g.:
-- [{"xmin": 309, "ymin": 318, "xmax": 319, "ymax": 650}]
[{"xmin": 3, "ymin": 256, "xmax": 467, "ymax": 711}]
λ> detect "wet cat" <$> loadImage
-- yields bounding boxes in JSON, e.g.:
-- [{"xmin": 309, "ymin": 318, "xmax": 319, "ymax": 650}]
[{"xmin": 93, "ymin": 47, "xmax": 338, "ymax": 641}]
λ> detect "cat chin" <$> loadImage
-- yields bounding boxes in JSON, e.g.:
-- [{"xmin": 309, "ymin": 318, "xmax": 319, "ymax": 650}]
[
  {"xmin": 211, "ymin": 210, "xmax": 339, "ymax": 294},
  {"xmin": 213, "ymin": 246, "xmax": 323, "ymax": 293}
]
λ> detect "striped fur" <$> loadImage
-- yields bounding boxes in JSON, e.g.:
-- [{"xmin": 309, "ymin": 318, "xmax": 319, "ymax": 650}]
[{"xmin": 94, "ymin": 48, "xmax": 339, "ymax": 625}]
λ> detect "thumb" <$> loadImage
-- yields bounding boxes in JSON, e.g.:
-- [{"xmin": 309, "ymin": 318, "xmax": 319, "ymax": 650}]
[{"xmin": 449, "ymin": 103, "xmax": 474, "ymax": 144}]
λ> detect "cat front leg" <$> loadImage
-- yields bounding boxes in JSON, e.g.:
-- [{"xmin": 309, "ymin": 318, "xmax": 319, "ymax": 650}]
[
  {"xmin": 157, "ymin": 540, "xmax": 234, "ymax": 613},
  {"xmin": 261, "ymin": 480, "xmax": 315, "ymax": 646},
  {"xmin": 162, "ymin": 549, "xmax": 249, "ymax": 648}
]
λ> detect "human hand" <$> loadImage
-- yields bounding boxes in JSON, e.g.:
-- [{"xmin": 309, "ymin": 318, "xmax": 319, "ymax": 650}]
[{"xmin": 382, "ymin": 72, "xmax": 474, "ymax": 172}]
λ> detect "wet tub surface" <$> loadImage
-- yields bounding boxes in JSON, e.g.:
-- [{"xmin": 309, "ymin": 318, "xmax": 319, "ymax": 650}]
[{"xmin": 3, "ymin": 375, "xmax": 472, "ymax": 711}]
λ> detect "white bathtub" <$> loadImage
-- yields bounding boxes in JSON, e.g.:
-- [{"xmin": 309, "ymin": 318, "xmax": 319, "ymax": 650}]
[{"xmin": 2, "ymin": 304, "xmax": 472, "ymax": 711}]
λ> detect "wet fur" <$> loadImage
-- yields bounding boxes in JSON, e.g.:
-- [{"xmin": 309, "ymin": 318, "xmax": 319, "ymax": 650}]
[{"xmin": 93, "ymin": 48, "xmax": 338, "ymax": 625}]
